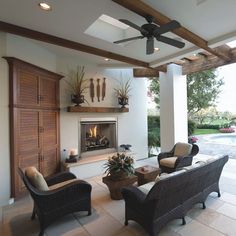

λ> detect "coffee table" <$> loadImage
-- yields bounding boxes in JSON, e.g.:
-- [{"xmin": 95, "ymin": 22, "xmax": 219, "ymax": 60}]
[{"xmin": 135, "ymin": 165, "xmax": 161, "ymax": 186}]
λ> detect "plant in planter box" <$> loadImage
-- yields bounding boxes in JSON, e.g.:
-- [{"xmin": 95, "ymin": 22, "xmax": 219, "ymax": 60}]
[
  {"xmin": 104, "ymin": 152, "xmax": 135, "ymax": 180},
  {"xmin": 114, "ymin": 78, "xmax": 132, "ymax": 108},
  {"xmin": 63, "ymin": 65, "xmax": 89, "ymax": 106}
]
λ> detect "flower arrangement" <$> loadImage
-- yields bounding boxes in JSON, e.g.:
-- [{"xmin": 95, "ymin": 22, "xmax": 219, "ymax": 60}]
[
  {"xmin": 188, "ymin": 136, "xmax": 198, "ymax": 144},
  {"xmin": 219, "ymin": 127, "xmax": 235, "ymax": 133},
  {"xmin": 104, "ymin": 152, "xmax": 134, "ymax": 180}
]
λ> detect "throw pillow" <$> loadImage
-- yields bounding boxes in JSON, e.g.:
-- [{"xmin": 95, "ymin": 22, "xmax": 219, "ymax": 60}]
[
  {"xmin": 25, "ymin": 166, "xmax": 49, "ymax": 191},
  {"xmin": 174, "ymin": 142, "xmax": 192, "ymax": 156}
]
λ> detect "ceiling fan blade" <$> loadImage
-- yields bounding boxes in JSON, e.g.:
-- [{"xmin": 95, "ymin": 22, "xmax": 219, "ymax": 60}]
[
  {"xmin": 114, "ymin": 36, "xmax": 144, "ymax": 44},
  {"xmin": 156, "ymin": 35, "xmax": 185, "ymax": 48},
  {"xmin": 153, "ymin": 20, "xmax": 181, "ymax": 35},
  {"xmin": 146, "ymin": 37, "xmax": 154, "ymax": 55},
  {"xmin": 119, "ymin": 19, "xmax": 148, "ymax": 34}
]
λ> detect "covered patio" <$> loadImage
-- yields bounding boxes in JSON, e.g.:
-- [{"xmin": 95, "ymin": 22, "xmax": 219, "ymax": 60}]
[
  {"xmin": 1, "ymin": 155, "xmax": 236, "ymax": 236},
  {"xmin": 1, "ymin": 0, "xmax": 236, "ymax": 235}
]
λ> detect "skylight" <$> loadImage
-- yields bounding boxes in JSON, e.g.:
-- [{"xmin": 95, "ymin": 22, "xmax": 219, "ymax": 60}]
[
  {"xmin": 84, "ymin": 14, "xmax": 137, "ymax": 45},
  {"xmin": 99, "ymin": 14, "xmax": 129, "ymax": 30},
  {"xmin": 226, "ymin": 40, "xmax": 236, "ymax": 48}
]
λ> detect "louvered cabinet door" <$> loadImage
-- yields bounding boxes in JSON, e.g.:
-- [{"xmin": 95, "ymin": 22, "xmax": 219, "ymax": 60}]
[
  {"xmin": 5, "ymin": 57, "xmax": 62, "ymax": 198},
  {"xmin": 16, "ymin": 69, "xmax": 40, "ymax": 107},
  {"xmin": 14, "ymin": 109, "xmax": 41, "ymax": 197},
  {"xmin": 40, "ymin": 76, "xmax": 59, "ymax": 109},
  {"xmin": 40, "ymin": 111, "xmax": 60, "ymax": 177}
]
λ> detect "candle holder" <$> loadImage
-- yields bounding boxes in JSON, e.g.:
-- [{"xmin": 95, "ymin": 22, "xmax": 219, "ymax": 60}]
[{"xmin": 65, "ymin": 155, "xmax": 78, "ymax": 163}]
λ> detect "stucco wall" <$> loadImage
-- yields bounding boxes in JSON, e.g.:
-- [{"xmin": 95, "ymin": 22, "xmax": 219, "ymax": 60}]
[
  {"xmin": 0, "ymin": 34, "xmax": 148, "ymax": 206},
  {"xmin": 57, "ymin": 57, "xmax": 148, "ymax": 163}
]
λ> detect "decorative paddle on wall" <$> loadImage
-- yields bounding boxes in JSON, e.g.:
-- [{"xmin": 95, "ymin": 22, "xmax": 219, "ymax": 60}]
[
  {"xmin": 102, "ymin": 77, "xmax": 106, "ymax": 101},
  {"xmin": 90, "ymin": 78, "xmax": 94, "ymax": 102},
  {"xmin": 97, "ymin": 78, "xmax": 100, "ymax": 102},
  {"xmin": 114, "ymin": 15, "xmax": 185, "ymax": 55}
]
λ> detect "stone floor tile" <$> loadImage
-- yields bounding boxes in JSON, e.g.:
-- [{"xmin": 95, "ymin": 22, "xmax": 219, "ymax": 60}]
[
  {"xmin": 210, "ymin": 214, "xmax": 236, "ymax": 236},
  {"xmin": 178, "ymin": 220, "xmax": 224, "ymax": 236},
  {"xmin": 159, "ymin": 227, "xmax": 182, "ymax": 236},
  {"xmin": 187, "ymin": 207, "xmax": 220, "ymax": 225},
  {"xmin": 2, "ymin": 212, "xmax": 39, "ymax": 236},
  {"xmin": 217, "ymin": 202, "xmax": 236, "ymax": 219},
  {"xmin": 220, "ymin": 192, "xmax": 236, "ymax": 206},
  {"xmin": 62, "ymin": 227, "xmax": 90, "ymax": 236},
  {"xmin": 45, "ymin": 214, "xmax": 82, "ymax": 236},
  {"xmin": 78, "ymin": 213, "xmax": 124, "ymax": 236},
  {"xmin": 74, "ymin": 205, "xmax": 107, "ymax": 226},
  {"xmin": 165, "ymin": 216, "xmax": 192, "ymax": 233},
  {"xmin": 205, "ymin": 195, "xmax": 225, "ymax": 210},
  {"xmin": 98, "ymin": 198, "xmax": 125, "ymax": 224}
]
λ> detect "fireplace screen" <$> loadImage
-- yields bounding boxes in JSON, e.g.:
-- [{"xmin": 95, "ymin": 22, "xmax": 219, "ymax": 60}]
[{"xmin": 80, "ymin": 120, "xmax": 117, "ymax": 154}]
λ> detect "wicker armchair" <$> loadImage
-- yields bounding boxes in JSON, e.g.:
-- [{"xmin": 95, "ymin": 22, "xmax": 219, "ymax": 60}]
[
  {"xmin": 18, "ymin": 167, "xmax": 92, "ymax": 236},
  {"xmin": 157, "ymin": 142, "xmax": 199, "ymax": 173}
]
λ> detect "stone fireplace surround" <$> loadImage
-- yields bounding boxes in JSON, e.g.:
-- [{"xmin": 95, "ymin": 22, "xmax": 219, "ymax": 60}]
[{"xmin": 63, "ymin": 117, "xmax": 120, "ymax": 178}]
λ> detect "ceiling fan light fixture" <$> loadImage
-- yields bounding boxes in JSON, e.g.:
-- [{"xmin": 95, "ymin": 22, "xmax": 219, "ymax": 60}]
[
  {"xmin": 38, "ymin": 2, "xmax": 52, "ymax": 11},
  {"xmin": 114, "ymin": 16, "xmax": 183, "ymax": 55}
]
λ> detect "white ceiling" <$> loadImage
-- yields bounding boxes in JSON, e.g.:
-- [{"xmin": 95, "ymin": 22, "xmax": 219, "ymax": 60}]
[{"xmin": 0, "ymin": 0, "xmax": 236, "ymax": 67}]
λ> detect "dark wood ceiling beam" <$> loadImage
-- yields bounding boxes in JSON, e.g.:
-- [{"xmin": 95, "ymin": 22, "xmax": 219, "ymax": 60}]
[
  {"xmin": 133, "ymin": 68, "xmax": 159, "ymax": 78},
  {"xmin": 0, "ymin": 21, "xmax": 149, "ymax": 68},
  {"xmin": 112, "ymin": 0, "xmax": 231, "ymax": 61},
  {"xmin": 182, "ymin": 47, "xmax": 236, "ymax": 75}
]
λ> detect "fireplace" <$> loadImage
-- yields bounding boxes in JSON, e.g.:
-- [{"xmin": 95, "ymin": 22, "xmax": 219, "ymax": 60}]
[{"xmin": 79, "ymin": 118, "xmax": 117, "ymax": 157}]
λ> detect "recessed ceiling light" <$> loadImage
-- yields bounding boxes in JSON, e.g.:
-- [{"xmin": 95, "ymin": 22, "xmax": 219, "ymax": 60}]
[
  {"xmin": 38, "ymin": 2, "xmax": 52, "ymax": 11},
  {"xmin": 104, "ymin": 58, "xmax": 110, "ymax": 61},
  {"xmin": 154, "ymin": 47, "xmax": 160, "ymax": 51}
]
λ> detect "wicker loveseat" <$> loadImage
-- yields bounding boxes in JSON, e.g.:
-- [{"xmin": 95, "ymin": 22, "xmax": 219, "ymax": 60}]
[{"xmin": 122, "ymin": 155, "xmax": 228, "ymax": 236}]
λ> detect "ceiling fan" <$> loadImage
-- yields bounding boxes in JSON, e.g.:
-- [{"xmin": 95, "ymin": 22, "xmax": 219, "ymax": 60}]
[{"xmin": 113, "ymin": 15, "xmax": 185, "ymax": 55}]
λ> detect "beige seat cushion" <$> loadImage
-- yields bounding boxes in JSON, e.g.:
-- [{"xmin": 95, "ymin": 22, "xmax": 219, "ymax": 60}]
[
  {"xmin": 183, "ymin": 161, "xmax": 205, "ymax": 171},
  {"xmin": 174, "ymin": 142, "xmax": 192, "ymax": 156},
  {"xmin": 138, "ymin": 181, "xmax": 155, "ymax": 195},
  {"xmin": 160, "ymin": 156, "xmax": 178, "ymax": 168},
  {"xmin": 25, "ymin": 166, "xmax": 49, "ymax": 191},
  {"xmin": 49, "ymin": 179, "xmax": 77, "ymax": 190},
  {"xmin": 155, "ymin": 169, "xmax": 186, "ymax": 183}
]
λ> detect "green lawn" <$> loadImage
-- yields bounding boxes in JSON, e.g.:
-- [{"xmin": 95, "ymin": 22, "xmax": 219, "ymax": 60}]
[{"xmin": 193, "ymin": 129, "xmax": 220, "ymax": 135}]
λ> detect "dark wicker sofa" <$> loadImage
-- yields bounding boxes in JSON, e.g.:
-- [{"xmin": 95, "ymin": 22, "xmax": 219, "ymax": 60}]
[{"xmin": 122, "ymin": 155, "xmax": 228, "ymax": 236}]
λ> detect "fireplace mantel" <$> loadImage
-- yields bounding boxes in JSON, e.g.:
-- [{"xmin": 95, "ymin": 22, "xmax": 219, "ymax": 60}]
[{"xmin": 67, "ymin": 106, "xmax": 129, "ymax": 113}]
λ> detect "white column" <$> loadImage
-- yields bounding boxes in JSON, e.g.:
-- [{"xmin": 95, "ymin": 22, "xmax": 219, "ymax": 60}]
[{"xmin": 159, "ymin": 64, "xmax": 188, "ymax": 151}]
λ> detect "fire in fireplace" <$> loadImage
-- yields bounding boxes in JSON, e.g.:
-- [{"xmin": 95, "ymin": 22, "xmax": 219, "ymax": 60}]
[
  {"xmin": 85, "ymin": 125, "xmax": 110, "ymax": 151},
  {"xmin": 80, "ymin": 118, "xmax": 117, "ymax": 157}
]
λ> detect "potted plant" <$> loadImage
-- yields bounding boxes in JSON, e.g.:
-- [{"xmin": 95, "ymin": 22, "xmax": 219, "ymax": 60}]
[
  {"xmin": 114, "ymin": 78, "xmax": 132, "ymax": 108},
  {"xmin": 104, "ymin": 152, "xmax": 135, "ymax": 180},
  {"xmin": 63, "ymin": 65, "xmax": 89, "ymax": 106}
]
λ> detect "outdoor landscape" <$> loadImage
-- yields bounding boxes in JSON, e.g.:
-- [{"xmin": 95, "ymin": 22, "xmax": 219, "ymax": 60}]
[{"xmin": 147, "ymin": 62, "xmax": 236, "ymax": 158}]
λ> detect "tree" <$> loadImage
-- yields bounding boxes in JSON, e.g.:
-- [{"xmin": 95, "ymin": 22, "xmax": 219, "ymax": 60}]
[
  {"xmin": 149, "ymin": 69, "xmax": 224, "ymax": 115},
  {"xmin": 187, "ymin": 70, "xmax": 224, "ymax": 117}
]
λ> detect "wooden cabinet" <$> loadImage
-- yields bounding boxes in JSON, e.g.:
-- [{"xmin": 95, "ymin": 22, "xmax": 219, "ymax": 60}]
[
  {"xmin": 5, "ymin": 57, "xmax": 62, "ymax": 198},
  {"xmin": 10, "ymin": 60, "xmax": 59, "ymax": 108}
]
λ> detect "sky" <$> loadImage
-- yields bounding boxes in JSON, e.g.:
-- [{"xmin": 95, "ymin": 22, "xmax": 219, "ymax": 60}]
[{"xmin": 216, "ymin": 63, "xmax": 236, "ymax": 114}]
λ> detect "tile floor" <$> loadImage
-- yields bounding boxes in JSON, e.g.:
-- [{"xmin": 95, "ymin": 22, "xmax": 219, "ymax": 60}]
[{"xmin": 1, "ymin": 155, "xmax": 236, "ymax": 236}]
